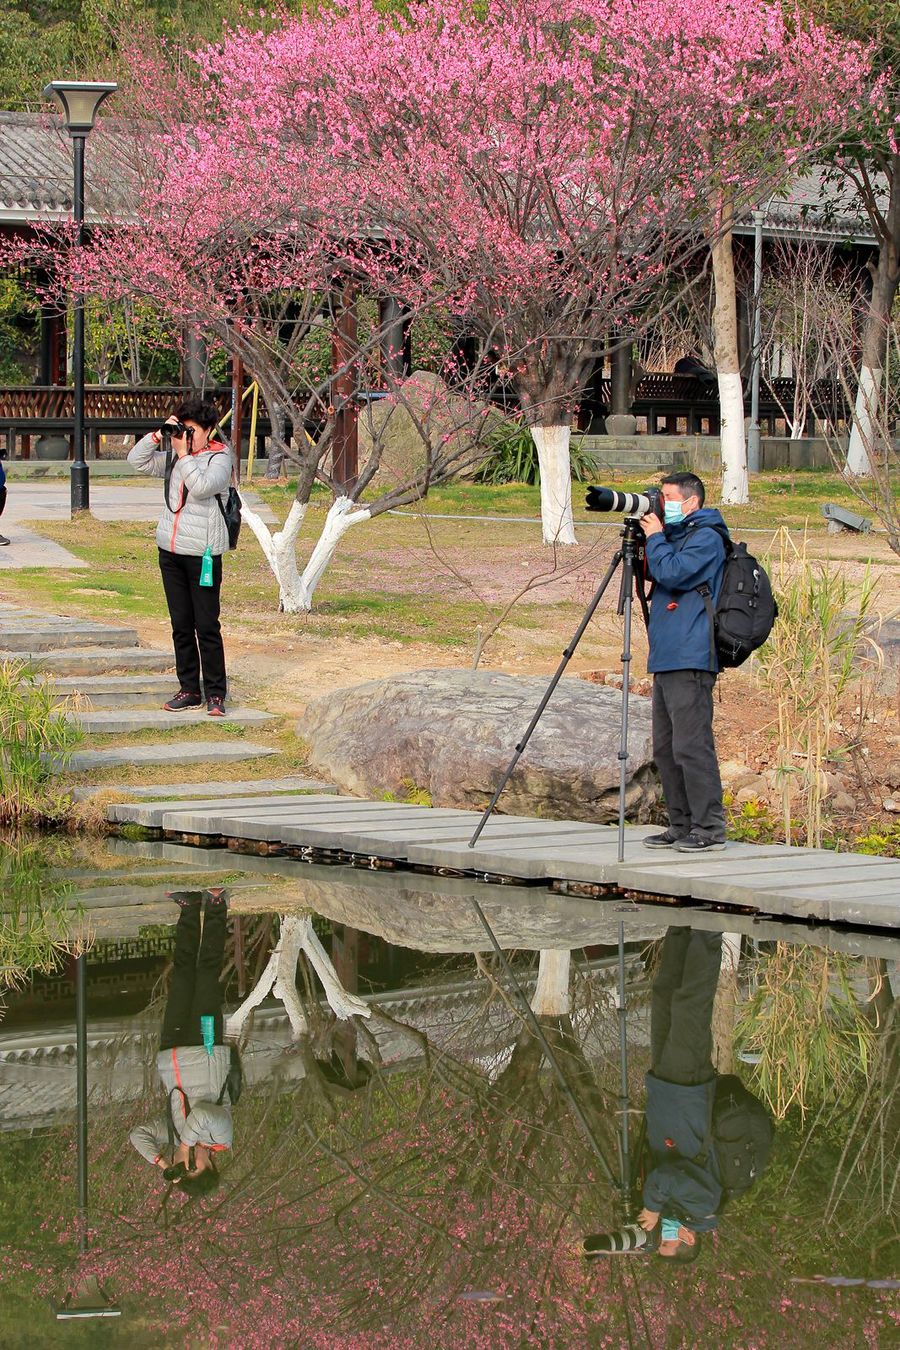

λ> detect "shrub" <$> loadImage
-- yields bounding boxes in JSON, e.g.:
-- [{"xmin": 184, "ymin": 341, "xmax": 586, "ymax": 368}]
[
  {"xmin": 475, "ymin": 420, "xmax": 595, "ymax": 485},
  {"xmin": 0, "ymin": 660, "xmax": 81, "ymax": 826}
]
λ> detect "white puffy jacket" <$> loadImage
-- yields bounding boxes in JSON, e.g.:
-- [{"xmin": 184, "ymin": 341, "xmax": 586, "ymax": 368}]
[
  {"xmin": 129, "ymin": 1043, "xmax": 233, "ymax": 1164},
  {"xmin": 128, "ymin": 433, "xmax": 234, "ymax": 557}
]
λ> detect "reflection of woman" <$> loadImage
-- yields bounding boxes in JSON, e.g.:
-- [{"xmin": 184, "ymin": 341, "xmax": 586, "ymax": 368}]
[
  {"xmin": 129, "ymin": 890, "xmax": 232, "ymax": 1197},
  {"xmin": 127, "ymin": 397, "xmax": 233, "ymax": 717}
]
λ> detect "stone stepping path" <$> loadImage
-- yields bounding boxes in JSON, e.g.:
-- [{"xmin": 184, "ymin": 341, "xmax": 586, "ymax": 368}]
[
  {"xmin": 67, "ymin": 706, "xmax": 275, "ymax": 734},
  {"xmin": 0, "ymin": 603, "xmax": 326, "ymax": 788},
  {"xmin": 64, "ymin": 740, "xmax": 279, "ymax": 773},
  {"xmin": 71, "ymin": 775, "xmax": 333, "ymax": 802},
  {"xmin": 107, "ymin": 794, "xmax": 900, "ymax": 929},
  {"xmin": 48, "ymin": 674, "xmax": 174, "ymax": 706}
]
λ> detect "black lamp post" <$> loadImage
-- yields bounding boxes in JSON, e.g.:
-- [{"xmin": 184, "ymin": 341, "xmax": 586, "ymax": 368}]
[{"xmin": 43, "ymin": 80, "xmax": 118, "ymax": 516}]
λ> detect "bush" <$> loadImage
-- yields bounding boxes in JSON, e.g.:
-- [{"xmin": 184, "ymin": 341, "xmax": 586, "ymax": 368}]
[
  {"xmin": 475, "ymin": 420, "xmax": 595, "ymax": 485},
  {"xmin": 0, "ymin": 661, "xmax": 81, "ymax": 827}
]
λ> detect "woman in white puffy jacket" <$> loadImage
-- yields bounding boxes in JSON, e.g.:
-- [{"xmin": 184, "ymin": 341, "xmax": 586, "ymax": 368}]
[{"xmin": 128, "ymin": 396, "xmax": 234, "ymax": 716}]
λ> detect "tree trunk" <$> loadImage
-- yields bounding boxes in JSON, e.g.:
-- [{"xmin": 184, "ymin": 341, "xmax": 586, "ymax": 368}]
[
  {"xmin": 531, "ymin": 426, "xmax": 577, "ymax": 545},
  {"xmin": 235, "ymin": 495, "xmax": 370, "ymax": 613},
  {"xmin": 530, "ymin": 950, "xmax": 572, "ymax": 1017},
  {"xmin": 711, "ymin": 199, "xmax": 749, "ymax": 505}
]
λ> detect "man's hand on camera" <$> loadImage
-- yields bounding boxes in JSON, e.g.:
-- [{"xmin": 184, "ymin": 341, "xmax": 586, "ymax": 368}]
[
  {"xmin": 637, "ymin": 1209, "xmax": 659, "ymax": 1231},
  {"xmin": 639, "ymin": 514, "xmax": 663, "ymax": 538}
]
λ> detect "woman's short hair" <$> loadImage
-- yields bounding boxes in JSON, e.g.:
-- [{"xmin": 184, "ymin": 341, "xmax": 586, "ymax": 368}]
[
  {"xmin": 178, "ymin": 1166, "xmax": 221, "ymax": 1199},
  {"xmin": 174, "ymin": 396, "xmax": 221, "ymax": 431}
]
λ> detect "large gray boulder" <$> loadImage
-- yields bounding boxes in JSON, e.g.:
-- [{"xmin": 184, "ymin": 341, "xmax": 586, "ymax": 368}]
[{"xmin": 302, "ymin": 669, "xmax": 659, "ymax": 822}]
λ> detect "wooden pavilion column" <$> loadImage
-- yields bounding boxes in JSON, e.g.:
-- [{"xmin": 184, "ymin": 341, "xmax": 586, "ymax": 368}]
[{"xmin": 331, "ymin": 284, "xmax": 358, "ymax": 493}]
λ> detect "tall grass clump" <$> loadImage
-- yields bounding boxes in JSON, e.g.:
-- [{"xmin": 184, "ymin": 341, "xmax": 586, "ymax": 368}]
[
  {"xmin": 0, "ymin": 836, "xmax": 85, "ymax": 1004},
  {"xmin": 735, "ymin": 945, "xmax": 875, "ymax": 1122},
  {"xmin": 475, "ymin": 420, "xmax": 595, "ymax": 485},
  {"xmin": 753, "ymin": 529, "xmax": 881, "ymax": 847},
  {"xmin": 0, "ymin": 660, "xmax": 82, "ymax": 826}
]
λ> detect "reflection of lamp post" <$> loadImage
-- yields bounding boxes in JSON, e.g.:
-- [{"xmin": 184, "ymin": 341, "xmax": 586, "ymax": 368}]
[
  {"xmin": 43, "ymin": 81, "xmax": 117, "ymax": 517},
  {"xmin": 55, "ymin": 954, "xmax": 121, "ymax": 1321},
  {"xmin": 747, "ymin": 205, "xmax": 768, "ymax": 475}
]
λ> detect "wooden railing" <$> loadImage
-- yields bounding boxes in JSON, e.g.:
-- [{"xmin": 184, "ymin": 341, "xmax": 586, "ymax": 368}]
[{"xmin": 0, "ymin": 385, "xmax": 233, "ymax": 426}]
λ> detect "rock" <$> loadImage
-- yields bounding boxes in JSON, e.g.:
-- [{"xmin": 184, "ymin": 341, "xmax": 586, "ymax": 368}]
[
  {"xmin": 302, "ymin": 669, "xmax": 660, "ymax": 822},
  {"xmin": 832, "ymin": 792, "xmax": 857, "ymax": 813},
  {"xmin": 720, "ymin": 760, "xmax": 762, "ymax": 794},
  {"xmin": 882, "ymin": 798, "xmax": 900, "ymax": 814},
  {"xmin": 884, "ymin": 759, "xmax": 900, "ymax": 790},
  {"xmin": 359, "ymin": 371, "xmax": 499, "ymax": 489},
  {"xmin": 734, "ymin": 781, "xmax": 767, "ymax": 807}
]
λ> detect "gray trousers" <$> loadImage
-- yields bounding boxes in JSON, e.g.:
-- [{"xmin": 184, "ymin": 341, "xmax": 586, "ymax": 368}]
[
  {"xmin": 652, "ymin": 669, "xmax": 725, "ymax": 842},
  {"xmin": 651, "ymin": 926, "xmax": 723, "ymax": 1084}
]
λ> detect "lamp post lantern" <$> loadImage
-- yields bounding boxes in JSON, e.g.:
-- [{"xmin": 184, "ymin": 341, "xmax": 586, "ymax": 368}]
[{"xmin": 43, "ymin": 81, "xmax": 117, "ymax": 516}]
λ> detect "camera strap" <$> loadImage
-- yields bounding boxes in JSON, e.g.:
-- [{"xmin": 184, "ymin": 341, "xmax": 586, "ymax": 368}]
[{"xmin": 163, "ymin": 448, "xmax": 188, "ymax": 516}]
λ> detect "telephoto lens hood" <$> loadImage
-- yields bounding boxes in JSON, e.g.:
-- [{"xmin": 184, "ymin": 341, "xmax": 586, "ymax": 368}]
[{"xmin": 581, "ymin": 1223, "xmax": 656, "ymax": 1257}]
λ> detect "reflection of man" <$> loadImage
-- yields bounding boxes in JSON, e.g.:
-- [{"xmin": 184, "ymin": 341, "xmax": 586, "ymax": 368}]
[
  {"xmin": 129, "ymin": 890, "xmax": 233, "ymax": 1197},
  {"xmin": 640, "ymin": 473, "xmax": 729, "ymax": 853},
  {"xmin": 637, "ymin": 926, "xmax": 723, "ymax": 1260}
]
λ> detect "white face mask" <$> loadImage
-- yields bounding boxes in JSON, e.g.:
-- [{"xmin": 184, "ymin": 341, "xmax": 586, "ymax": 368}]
[{"xmin": 663, "ymin": 500, "xmax": 684, "ymax": 524}]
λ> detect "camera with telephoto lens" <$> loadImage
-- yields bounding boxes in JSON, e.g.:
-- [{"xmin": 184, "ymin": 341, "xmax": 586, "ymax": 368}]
[
  {"xmin": 163, "ymin": 1160, "xmax": 188, "ymax": 1182},
  {"xmin": 582, "ymin": 1223, "xmax": 657, "ymax": 1257},
  {"xmin": 585, "ymin": 484, "xmax": 663, "ymax": 523}
]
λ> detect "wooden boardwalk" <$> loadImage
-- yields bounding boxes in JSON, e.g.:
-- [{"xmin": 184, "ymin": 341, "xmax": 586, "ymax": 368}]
[{"xmin": 107, "ymin": 794, "xmax": 900, "ymax": 931}]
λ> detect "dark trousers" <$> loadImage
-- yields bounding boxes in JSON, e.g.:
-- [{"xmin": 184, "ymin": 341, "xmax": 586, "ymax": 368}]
[
  {"xmin": 652, "ymin": 669, "xmax": 725, "ymax": 842},
  {"xmin": 158, "ymin": 548, "xmax": 226, "ymax": 699},
  {"xmin": 651, "ymin": 927, "xmax": 722, "ymax": 1085},
  {"xmin": 159, "ymin": 903, "xmax": 227, "ymax": 1051},
  {"xmin": 0, "ymin": 484, "xmax": 6, "ymax": 518}
]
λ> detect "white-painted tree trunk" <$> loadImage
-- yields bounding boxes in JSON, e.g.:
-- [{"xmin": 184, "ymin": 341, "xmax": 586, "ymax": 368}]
[
  {"xmin": 236, "ymin": 495, "xmax": 370, "ymax": 613},
  {"xmin": 846, "ymin": 365, "xmax": 880, "ymax": 476},
  {"xmin": 295, "ymin": 496, "xmax": 371, "ymax": 610},
  {"xmin": 530, "ymin": 950, "xmax": 572, "ymax": 1017},
  {"xmin": 710, "ymin": 198, "xmax": 749, "ymax": 506},
  {"xmin": 531, "ymin": 426, "xmax": 577, "ymax": 546},
  {"xmin": 225, "ymin": 913, "xmax": 370, "ymax": 1042}
]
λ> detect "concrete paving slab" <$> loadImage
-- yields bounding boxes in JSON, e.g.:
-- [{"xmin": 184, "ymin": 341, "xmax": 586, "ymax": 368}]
[
  {"xmin": 5, "ymin": 481, "xmax": 279, "ymax": 526},
  {"xmin": 0, "ymin": 624, "xmax": 139, "ymax": 651},
  {"xmin": 161, "ymin": 803, "xmax": 453, "ymax": 839},
  {"xmin": 69, "ymin": 706, "xmax": 275, "ymax": 734},
  {"xmin": 0, "ymin": 524, "xmax": 89, "ymax": 569},
  {"xmin": 48, "ymin": 674, "xmax": 174, "ymax": 707},
  {"xmin": 72, "ymin": 776, "xmax": 334, "ymax": 802},
  {"xmin": 109, "ymin": 792, "xmax": 340, "ymax": 826},
  {"xmin": 62, "ymin": 741, "xmax": 278, "ymax": 773},
  {"xmin": 0, "ymin": 645, "xmax": 173, "ymax": 674}
]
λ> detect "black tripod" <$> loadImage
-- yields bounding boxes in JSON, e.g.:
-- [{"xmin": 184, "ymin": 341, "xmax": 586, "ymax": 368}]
[{"xmin": 468, "ymin": 515, "xmax": 650, "ymax": 864}]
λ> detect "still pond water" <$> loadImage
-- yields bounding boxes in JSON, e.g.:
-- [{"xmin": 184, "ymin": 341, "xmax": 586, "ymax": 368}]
[{"xmin": 0, "ymin": 833, "xmax": 897, "ymax": 1349}]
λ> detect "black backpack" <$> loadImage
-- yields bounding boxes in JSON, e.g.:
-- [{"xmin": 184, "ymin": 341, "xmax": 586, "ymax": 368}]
[
  {"xmin": 697, "ymin": 525, "xmax": 778, "ymax": 668},
  {"xmin": 709, "ymin": 1074, "xmax": 774, "ymax": 1197}
]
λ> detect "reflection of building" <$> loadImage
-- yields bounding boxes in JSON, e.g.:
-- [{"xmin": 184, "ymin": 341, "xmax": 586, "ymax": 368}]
[{"xmin": 0, "ymin": 958, "xmax": 642, "ymax": 1131}]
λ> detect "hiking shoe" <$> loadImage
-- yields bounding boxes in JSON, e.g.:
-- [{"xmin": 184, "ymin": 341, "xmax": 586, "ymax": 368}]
[
  {"xmin": 0, "ymin": 534, "xmax": 9, "ymax": 546},
  {"xmin": 205, "ymin": 887, "xmax": 228, "ymax": 910},
  {"xmin": 163, "ymin": 689, "xmax": 202, "ymax": 711},
  {"xmin": 167, "ymin": 890, "xmax": 204, "ymax": 909},
  {"xmin": 207, "ymin": 696, "xmax": 226, "ymax": 717},
  {"xmin": 674, "ymin": 833, "xmax": 727, "ymax": 853},
  {"xmin": 643, "ymin": 829, "xmax": 686, "ymax": 849}
]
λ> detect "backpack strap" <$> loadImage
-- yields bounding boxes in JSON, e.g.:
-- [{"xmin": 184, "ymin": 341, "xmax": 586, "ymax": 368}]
[{"xmin": 694, "ymin": 524, "xmax": 732, "ymax": 668}]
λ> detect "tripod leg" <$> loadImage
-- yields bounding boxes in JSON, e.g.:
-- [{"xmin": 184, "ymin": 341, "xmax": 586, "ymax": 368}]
[
  {"xmin": 468, "ymin": 549, "xmax": 624, "ymax": 848},
  {"xmin": 616, "ymin": 553, "xmax": 636, "ymax": 864}
]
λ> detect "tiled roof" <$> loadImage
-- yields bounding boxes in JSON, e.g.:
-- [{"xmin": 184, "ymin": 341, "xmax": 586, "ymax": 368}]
[{"xmin": 0, "ymin": 109, "xmax": 884, "ymax": 246}]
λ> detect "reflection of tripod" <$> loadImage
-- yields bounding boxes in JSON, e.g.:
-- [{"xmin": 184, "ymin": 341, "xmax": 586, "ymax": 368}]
[{"xmin": 468, "ymin": 515, "xmax": 650, "ymax": 863}]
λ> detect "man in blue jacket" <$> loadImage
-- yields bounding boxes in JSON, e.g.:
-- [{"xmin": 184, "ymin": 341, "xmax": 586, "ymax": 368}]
[
  {"xmin": 636, "ymin": 925, "xmax": 723, "ymax": 1261},
  {"xmin": 639, "ymin": 472, "xmax": 729, "ymax": 852}
]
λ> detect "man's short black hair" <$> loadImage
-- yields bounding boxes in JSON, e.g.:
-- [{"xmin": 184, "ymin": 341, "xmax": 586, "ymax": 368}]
[
  {"xmin": 174, "ymin": 396, "xmax": 221, "ymax": 431},
  {"xmin": 667, "ymin": 1232, "xmax": 703, "ymax": 1264},
  {"xmin": 661, "ymin": 472, "xmax": 705, "ymax": 507}
]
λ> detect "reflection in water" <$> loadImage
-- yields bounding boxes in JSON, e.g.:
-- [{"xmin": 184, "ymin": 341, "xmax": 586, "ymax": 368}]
[{"xmin": 0, "ymin": 839, "xmax": 897, "ymax": 1347}]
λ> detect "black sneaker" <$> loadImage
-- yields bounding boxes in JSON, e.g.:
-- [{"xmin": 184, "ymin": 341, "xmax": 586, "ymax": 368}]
[
  {"xmin": 674, "ymin": 833, "xmax": 727, "ymax": 853},
  {"xmin": 0, "ymin": 534, "xmax": 9, "ymax": 546},
  {"xmin": 207, "ymin": 696, "xmax": 226, "ymax": 718},
  {"xmin": 163, "ymin": 689, "xmax": 202, "ymax": 711},
  {"xmin": 643, "ymin": 830, "xmax": 686, "ymax": 849},
  {"xmin": 167, "ymin": 890, "xmax": 204, "ymax": 909}
]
